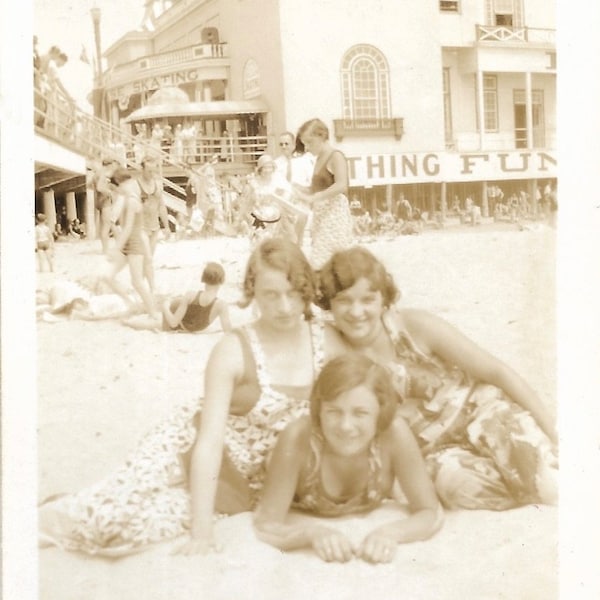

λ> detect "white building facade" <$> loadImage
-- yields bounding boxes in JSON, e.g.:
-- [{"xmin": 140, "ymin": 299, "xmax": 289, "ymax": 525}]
[{"xmin": 102, "ymin": 0, "xmax": 556, "ymax": 215}]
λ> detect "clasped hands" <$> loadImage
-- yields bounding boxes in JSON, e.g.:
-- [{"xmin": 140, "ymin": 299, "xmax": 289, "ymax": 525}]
[{"xmin": 308, "ymin": 524, "xmax": 396, "ymax": 564}]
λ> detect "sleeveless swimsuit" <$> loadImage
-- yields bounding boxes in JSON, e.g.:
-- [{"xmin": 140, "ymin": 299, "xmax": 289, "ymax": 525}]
[
  {"xmin": 293, "ymin": 432, "xmax": 389, "ymax": 517},
  {"xmin": 38, "ymin": 320, "xmax": 325, "ymax": 556},
  {"xmin": 121, "ymin": 194, "xmax": 146, "ymax": 256},
  {"xmin": 165, "ymin": 294, "xmax": 217, "ymax": 332},
  {"xmin": 139, "ymin": 177, "xmax": 163, "ymax": 233}
]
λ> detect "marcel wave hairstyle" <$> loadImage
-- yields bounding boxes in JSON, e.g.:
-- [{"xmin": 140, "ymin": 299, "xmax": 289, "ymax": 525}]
[
  {"xmin": 239, "ymin": 237, "xmax": 316, "ymax": 319},
  {"xmin": 310, "ymin": 353, "xmax": 399, "ymax": 432},
  {"xmin": 315, "ymin": 246, "xmax": 400, "ymax": 311}
]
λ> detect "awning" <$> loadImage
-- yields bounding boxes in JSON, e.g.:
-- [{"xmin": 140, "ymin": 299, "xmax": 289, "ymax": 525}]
[{"xmin": 124, "ymin": 99, "xmax": 269, "ymax": 122}]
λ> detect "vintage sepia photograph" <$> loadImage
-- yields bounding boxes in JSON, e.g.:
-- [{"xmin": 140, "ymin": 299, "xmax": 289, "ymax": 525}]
[{"xmin": 2, "ymin": 0, "xmax": 599, "ymax": 599}]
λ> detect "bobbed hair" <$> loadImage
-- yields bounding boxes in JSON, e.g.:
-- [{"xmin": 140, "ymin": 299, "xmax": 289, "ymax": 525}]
[
  {"xmin": 239, "ymin": 238, "xmax": 316, "ymax": 319},
  {"xmin": 310, "ymin": 353, "xmax": 399, "ymax": 433},
  {"xmin": 298, "ymin": 118, "xmax": 329, "ymax": 141},
  {"xmin": 109, "ymin": 167, "xmax": 133, "ymax": 186},
  {"xmin": 201, "ymin": 261, "xmax": 225, "ymax": 285},
  {"xmin": 315, "ymin": 246, "xmax": 400, "ymax": 311}
]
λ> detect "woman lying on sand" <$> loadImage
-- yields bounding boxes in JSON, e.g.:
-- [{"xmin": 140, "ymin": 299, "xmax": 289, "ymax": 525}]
[
  {"xmin": 254, "ymin": 353, "xmax": 443, "ymax": 563},
  {"xmin": 317, "ymin": 246, "xmax": 558, "ymax": 510}
]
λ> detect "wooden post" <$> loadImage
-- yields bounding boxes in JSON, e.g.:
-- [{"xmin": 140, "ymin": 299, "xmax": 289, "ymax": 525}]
[
  {"xmin": 385, "ymin": 184, "xmax": 393, "ymax": 213},
  {"xmin": 440, "ymin": 182, "xmax": 447, "ymax": 223},
  {"xmin": 85, "ymin": 186, "xmax": 97, "ymax": 239},
  {"xmin": 66, "ymin": 191, "xmax": 77, "ymax": 222},
  {"xmin": 481, "ymin": 181, "xmax": 489, "ymax": 217},
  {"xmin": 43, "ymin": 189, "xmax": 57, "ymax": 232}
]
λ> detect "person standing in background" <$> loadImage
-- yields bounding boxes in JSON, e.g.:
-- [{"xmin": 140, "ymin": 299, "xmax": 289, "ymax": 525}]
[
  {"xmin": 274, "ymin": 131, "xmax": 311, "ymax": 246},
  {"xmin": 138, "ymin": 156, "xmax": 169, "ymax": 293},
  {"xmin": 292, "ymin": 118, "xmax": 353, "ymax": 269}
]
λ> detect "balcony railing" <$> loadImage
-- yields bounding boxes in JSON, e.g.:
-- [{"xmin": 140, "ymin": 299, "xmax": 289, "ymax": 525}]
[
  {"xmin": 476, "ymin": 26, "xmax": 555, "ymax": 45},
  {"xmin": 34, "ymin": 74, "xmax": 267, "ymax": 176},
  {"xmin": 333, "ymin": 118, "xmax": 404, "ymax": 141},
  {"xmin": 109, "ymin": 42, "xmax": 228, "ymax": 77}
]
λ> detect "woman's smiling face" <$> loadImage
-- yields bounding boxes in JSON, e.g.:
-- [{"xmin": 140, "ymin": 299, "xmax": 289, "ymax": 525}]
[
  {"xmin": 330, "ymin": 277, "xmax": 385, "ymax": 345},
  {"xmin": 319, "ymin": 385, "xmax": 380, "ymax": 457}
]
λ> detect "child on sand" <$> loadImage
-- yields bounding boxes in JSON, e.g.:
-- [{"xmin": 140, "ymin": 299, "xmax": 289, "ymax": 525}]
[
  {"xmin": 124, "ymin": 261, "xmax": 231, "ymax": 332},
  {"xmin": 35, "ymin": 213, "xmax": 54, "ymax": 272},
  {"xmin": 253, "ymin": 353, "xmax": 442, "ymax": 564}
]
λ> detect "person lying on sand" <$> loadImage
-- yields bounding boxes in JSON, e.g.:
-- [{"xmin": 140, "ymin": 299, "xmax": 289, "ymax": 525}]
[
  {"xmin": 123, "ymin": 262, "xmax": 231, "ymax": 333},
  {"xmin": 253, "ymin": 353, "xmax": 443, "ymax": 564}
]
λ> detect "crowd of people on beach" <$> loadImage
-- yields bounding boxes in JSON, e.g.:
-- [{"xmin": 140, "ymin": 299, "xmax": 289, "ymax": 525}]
[{"xmin": 38, "ymin": 115, "xmax": 558, "ymax": 564}]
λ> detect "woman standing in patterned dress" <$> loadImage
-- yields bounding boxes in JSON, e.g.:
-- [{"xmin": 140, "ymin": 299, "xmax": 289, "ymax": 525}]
[
  {"xmin": 38, "ymin": 238, "xmax": 345, "ymax": 556},
  {"xmin": 293, "ymin": 119, "xmax": 353, "ymax": 269}
]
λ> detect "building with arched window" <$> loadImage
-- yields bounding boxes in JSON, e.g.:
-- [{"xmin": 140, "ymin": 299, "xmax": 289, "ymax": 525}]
[{"xmin": 98, "ymin": 0, "xmax": 555, "ymax": 217}]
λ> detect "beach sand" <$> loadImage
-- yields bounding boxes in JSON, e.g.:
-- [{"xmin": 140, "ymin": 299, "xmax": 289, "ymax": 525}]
[{"xmin": 37, "ymin": 223, "xmax": 557, "ymax": 600}]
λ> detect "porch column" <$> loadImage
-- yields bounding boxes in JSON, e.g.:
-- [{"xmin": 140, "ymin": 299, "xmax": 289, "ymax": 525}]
[
  {"xmin": 85, "ymin": 185, "xmax": 97, "ymax": 239},
  {"xmin": 66, "ymin": 191, "xmax": 77, "ymax": 222},
  {"xmin": 222, "ymin": 79, "xmax": 229, "ymax": 101},
  {"xmin": 530, "ymin": 179, "xmax": 539, "ymax": 217},
  {"xmin": 43, "ymin": 189, "xmax": 57, "ymax": 232},
  {"xmin": 110, "ymin": 102, "xmax": 120, "ymax": 129},
  {"xmin": 202, "ymin": 82, "xmax": 212, "ymax": 102},
  {"xmin": 194, "ymin": 82, "xmax": 203, "ymax": 102},
  {"xmin": 481, "ymin": 181, "xmax": 489, "ymax": 217},
  {"xmin": 440, "ymin": 182, "xmax": 447, "ymax": 222},
  {"xmin": 476, "ymin": 69, "xmax": 486, "ymax": 150},
  {"xmin": 385, "ymin": 184, "xmax": 393, "ymax": 212},
  {"xmin": 525, "ymin": 71, "xmax": 533, "ymax": 149}
]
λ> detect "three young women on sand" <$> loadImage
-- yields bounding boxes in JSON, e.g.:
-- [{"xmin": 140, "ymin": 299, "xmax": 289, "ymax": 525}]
[{"xmin": 39, "ymin": 238, "xmax": 557, "ymax": 559}]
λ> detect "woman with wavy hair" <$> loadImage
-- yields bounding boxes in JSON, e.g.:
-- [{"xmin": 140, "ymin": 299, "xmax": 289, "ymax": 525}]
[{"xmin": 39, "ymin": 238, "xmax": 340, "ymax": 556}]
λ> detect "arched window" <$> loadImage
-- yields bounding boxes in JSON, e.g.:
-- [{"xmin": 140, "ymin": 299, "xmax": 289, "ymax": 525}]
[{"xmin": 341, "ymin": 45, "xmax": 391, "ymax": 128}]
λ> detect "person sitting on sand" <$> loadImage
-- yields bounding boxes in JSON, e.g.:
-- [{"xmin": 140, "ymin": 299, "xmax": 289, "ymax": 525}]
[
  {"xmin": 38, "ymin": 238, "xmax": 343, "ymax": 556},
  {"xmin": 124, "ymin": 262, "xmax": 232, "ymax": 333},
  {"xmin": 162, "ymin": 261, "xmax": 230, "ymax": 333},
  {"xmin": 316, "ymin": 246, "xmax": 558, "ymax": 511},
  {"xmin": 253, "ymin": 353, "xmax": 442, "ymax": 564}
]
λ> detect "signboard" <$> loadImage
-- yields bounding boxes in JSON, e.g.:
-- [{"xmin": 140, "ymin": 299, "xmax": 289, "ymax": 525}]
[
  {"xmin": 108, "ymin": 69, "xmax": 203, "ymax": 101},
  {"xmin": 347, "ymin": 150, "xmax": 556, "ymax": 185}
]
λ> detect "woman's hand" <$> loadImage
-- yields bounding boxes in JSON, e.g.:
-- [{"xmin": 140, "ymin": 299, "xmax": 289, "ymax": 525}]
[
  {"xmin": 357, "ymin": 530, "xmax": 397, "ymax": 564},
  {"xmin": 171, "ymin": 532, "xmax": 223, "ymax": 556},
  {"xmin": 308, "ymin": 525, "xmax": 354, "ymax": 563}
]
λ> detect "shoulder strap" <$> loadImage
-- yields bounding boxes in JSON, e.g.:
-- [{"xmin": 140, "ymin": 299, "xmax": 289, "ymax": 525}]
[
  {"xmin": 243, "ymin": 325, "xmax": 271, "ymax": 388},
  {"xmin": 309, "ymin": 318, "xmax": 326, "ymax": 375}
]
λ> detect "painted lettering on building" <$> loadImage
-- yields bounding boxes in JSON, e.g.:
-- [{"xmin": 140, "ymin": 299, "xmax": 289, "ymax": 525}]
[
  {"xmin": 347, "ymin": 151, "xmax": 556, "ymax": 185},
  {"xmin": 108, "ymin": 69, "xmax": 202, "ymax": 101}
]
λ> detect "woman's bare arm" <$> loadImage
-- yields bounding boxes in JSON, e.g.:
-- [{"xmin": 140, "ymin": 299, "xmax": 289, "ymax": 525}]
[{"xmin": 401, "ymin": 308, "xmax": 557, "ymax": 442}]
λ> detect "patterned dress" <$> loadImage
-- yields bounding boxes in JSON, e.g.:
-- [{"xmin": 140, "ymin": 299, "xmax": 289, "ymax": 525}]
[
  {"xmin": 39, "ymin": 322, "xmax": 325, "ymax": 556},
  {"xmin": 309, "ymin": 150, "xmax": 353, "ymax": 269},
  {"xmin": 382, "ymin": 312, "xmax": 558, "ymax": 510}
]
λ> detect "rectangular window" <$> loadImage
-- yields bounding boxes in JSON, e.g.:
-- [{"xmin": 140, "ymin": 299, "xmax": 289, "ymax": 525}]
[
  {"xmin": 440, "ymin": 0, "xmax": 459, "ymax": 11},
  {"xmin": 483, "ymin": 75, "xmax": 498, "ymax": 132},
  {"xmin": 486, "ymin": 0, "xmax": 523, "ymax": 27},
  {"xmin": 443, "ymin": 68, "xmax": 453, "ymax": 145}
]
